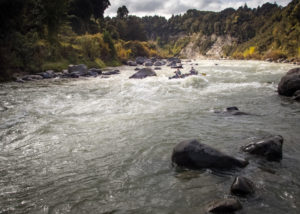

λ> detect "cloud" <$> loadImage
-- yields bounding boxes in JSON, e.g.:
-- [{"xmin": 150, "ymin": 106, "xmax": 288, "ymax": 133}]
[{"xmin": 105, "ymin": 0, "xmax": 292, "ymax": 18}]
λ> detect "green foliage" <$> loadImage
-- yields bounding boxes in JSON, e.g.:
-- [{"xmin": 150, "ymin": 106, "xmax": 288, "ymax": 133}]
[
  {"xmin": 1, "ymin": 0, "xmax": 299, "ymax": 82},
  {"xmin": 117, "ymin": 6, "xmax": 129, "ymax": 19}
]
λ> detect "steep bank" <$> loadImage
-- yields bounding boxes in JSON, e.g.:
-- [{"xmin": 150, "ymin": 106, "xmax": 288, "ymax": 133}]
[{"xmin": 180, "ymin": 34, "xmax": 236, "ymax": 59}]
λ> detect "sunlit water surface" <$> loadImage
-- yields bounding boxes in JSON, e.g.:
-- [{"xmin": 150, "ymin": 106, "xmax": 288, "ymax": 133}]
[{"xmin": 0, "ymin": 60, "xmax": 299, "ymax": 214}]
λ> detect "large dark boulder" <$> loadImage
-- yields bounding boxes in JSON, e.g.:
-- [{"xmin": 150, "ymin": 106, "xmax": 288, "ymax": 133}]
[
  {"xmin": 154, "ymin": 61, "xmax": 163, "ymax": 66},
  {"xmin": 171, "ymin": 140, "xmax": 248, "ymax": 170},
  {"xmin": 241, "ymin": 135, "xmax": 283, "ymax": 161},
  {"xmin": 167, "ymin": 57, "xmax": 181, "ymax": 63},
  {"xmin": 278, "ymin": 68, "xmax": 300, "ymax": 96},
  {"xmin": 68, "ymin": 64, "xmax": 88, "ymax": 75},
  {"xmin": 231, "ymin": 176, "xmax": 255, "ymax": 196},
  {"xmin": 129, "ymin": 68, "xmax": 157, "ymax": 79},
  {"xmin": 136, "ymin": 56, "xmax": 146, "ymax": 65},
  {"xmin": 206, "ymin": 198, "xmax": 242, "ymax": 213}
]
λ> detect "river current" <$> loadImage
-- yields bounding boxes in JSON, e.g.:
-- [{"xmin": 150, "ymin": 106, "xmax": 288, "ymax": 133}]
[{"xmin": 0, "ymin": 60, "xmax": 299, "ymax": 214}]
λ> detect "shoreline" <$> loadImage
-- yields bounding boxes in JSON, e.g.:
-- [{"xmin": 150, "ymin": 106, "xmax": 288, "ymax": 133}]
[{"xmin": 2, "ymin": 58, "xmax": 299, "ymax": 84}]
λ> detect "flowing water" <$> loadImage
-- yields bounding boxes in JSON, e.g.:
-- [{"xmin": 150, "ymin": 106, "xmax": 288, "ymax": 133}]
[{"xmin": 0, "ymin": 60, "xmax": 299, "ymax": 214}]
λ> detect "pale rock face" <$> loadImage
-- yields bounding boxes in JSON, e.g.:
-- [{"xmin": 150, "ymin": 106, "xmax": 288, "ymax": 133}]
[{"xmin": 180, "ymin": 34, "xmax": 236, "ymax": 59}]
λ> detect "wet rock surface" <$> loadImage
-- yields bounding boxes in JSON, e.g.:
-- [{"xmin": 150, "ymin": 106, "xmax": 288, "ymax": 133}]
[
  {"xmin": 241, "ymin": 135, "xmax": 283, "ymax": 161},
  {"xmin": 171, "ymin": 139, "xmax": 248, "ymax": 170},
  {"xmin": 129, "ymin": 68, "xmax": 156, "ymax": 79},
  {"xmin": 278, "ymin": 67, "xmax": 300, "ymax": 96},
  {"xmin": 206, "ymin": 198, "xmax": 242, "ymax": 213},
  {"xmin": 231, "ymin": 176, "xmax": 255, "ymax": 196},
  {"xmin": 214, "ymin": 107, "xmax": 250, "ymax": 116}
]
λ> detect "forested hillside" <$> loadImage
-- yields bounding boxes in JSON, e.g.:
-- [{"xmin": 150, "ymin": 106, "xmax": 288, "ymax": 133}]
[{"xmin": 0, "ymin": 0, "xmax": 299, "ymax": 81}]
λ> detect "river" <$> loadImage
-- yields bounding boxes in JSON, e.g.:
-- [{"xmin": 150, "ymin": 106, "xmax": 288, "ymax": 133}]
[{"xmin": 0, "ymin": 60, "xmax": 299, "ymax": 214}]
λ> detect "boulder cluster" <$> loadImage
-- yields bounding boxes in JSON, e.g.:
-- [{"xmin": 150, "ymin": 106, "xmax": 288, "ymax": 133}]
[
  {"xmin": 15, "ymin": 64, "xmax": 119, "ymax": 82},
  {"xmin": 127, "ymin": 57, "xmax": 181, "ymax": 68},
  {"xmin": 171, "ymin": 134, "xmax": 283, "ymax": 213}
]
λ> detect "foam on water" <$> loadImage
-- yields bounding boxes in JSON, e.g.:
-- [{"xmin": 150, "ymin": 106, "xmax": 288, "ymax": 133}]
[{"xmin": 0, "ymin": 60, "xmax": 299, "ymax": 214}]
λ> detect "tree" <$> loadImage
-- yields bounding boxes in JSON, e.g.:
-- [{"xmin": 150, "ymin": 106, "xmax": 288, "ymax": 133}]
[
  {"xmin": 69, "ymin": 0, "xmax": 110, "ymax": 34},
  {"xmin": 117, "ymin": 5, "xmax": 129, "ymax": 19},
  {"xmin": 90, "ymin": 0, "xmax": 111, "ymax": 19},
  {"xmin": 42, "ymin": 0, "xmax": 69, "ymax": 41}
]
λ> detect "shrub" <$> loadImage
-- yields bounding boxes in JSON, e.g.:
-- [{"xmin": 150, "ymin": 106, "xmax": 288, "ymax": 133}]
[{"xmin": 263, "ymin": 49, "xmax": 287, "ymax": 60}]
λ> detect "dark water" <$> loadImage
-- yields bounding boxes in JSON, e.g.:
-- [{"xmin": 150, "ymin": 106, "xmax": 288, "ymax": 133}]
[{"xmin": 0, "ymin": 60, "xmax": 299, "ymax": 214}]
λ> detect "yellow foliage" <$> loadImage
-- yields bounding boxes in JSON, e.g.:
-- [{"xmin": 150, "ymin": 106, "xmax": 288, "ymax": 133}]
[
  {"xmin": 115, "ymin": 42, "xmax": 132, "ymax": 61},
  {"xmin": 243, "ymin": 46, "xmax": 256, "ymax": 58},
  {"xmin": 74, "ymin": 33, "xmax": 110, "ymax": 60},
  {"xmin": 232, "ymin": 52, "xmax": 244, "ymax": 59}
]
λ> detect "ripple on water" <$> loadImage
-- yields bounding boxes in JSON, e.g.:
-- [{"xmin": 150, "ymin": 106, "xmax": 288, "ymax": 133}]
[{"xmin": 0, "ymin": 60, "xmax": 299, "ymax": 214}]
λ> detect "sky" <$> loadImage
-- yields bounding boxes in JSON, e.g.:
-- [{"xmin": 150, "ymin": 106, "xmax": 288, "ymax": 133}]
[{"xmin": 105, "ymin": 0, "xmax": 292, "ymax": 18}]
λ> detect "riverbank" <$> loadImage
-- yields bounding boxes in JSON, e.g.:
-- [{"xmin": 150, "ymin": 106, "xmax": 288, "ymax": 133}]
[{"xmin": 6, "ymin": 57, "xmax": 299, "ymax": 84}]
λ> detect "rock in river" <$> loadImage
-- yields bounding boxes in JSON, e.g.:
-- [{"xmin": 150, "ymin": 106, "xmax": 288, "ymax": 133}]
[
  {"xmin": 68, "ymin": 64, "xmax": 88, "ymax": 75},
  {"xmin": 102, "ymin": 70, "xmax": 120, "ymax": 76},
  {"xmin": 293, "ymin": 90, "xmax": 300, "ymax": 101},
  {"xmin": 278, "ymin": 67, "xmax": 300, "ymax": 96},
  {"xmin": 127, "ymin": 61, "xmax": 137, "ymax": 66},
  {"xmin": 136, "ymin": 56, "xmax": 146, "ymax": 65},
  {"xmin": 241, "ymin": 135, "xmax": 283, "ymax": 161},
  {"xmin": 231, "ymin": 176, "xmax": 255, "ymax": 196},
  {"xmin": 215, "ymin": 106, "xmax": 250, "ymax": 116},
  {"xmin": 144, "ymin": 60, "xmax": 153, "ymax": 66},
  {"xmin": 129, "ymin": 68, "xmax": 157, "ymax": 79},
  {"xmin": 22, "ymin": 75, "xmax": 43, "ymax": 81},
  {"xmin": 206, "ymin": 198, "xmax": 242, "ymax": 213},
  {"xmin": 171, "ymin": 139, "xmax": 248, "ymax": 170}
]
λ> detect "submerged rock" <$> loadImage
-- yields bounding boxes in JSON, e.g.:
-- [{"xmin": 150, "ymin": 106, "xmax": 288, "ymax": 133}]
[
  {"xmin": 206, "ymin": 198, "xmax": 242, "ymax": 213},
  {"xmin": 129, "ymin": 68, "xmax": 156, "ymax": 79},
  {"xmin": 278, "ymin": 68, "xmax": 300, "ymax": 96},
  {"xmin": 215, "ymin": 106, "xmax": 250, "ymax": 116},
  {"xmin": 226, "ymin": 107, "xmax": 249, "ymax": 115},
  {"xmin": 231, "ymin": 176, "xmax": 255, "ymax": 196},
  {"xmin": 241, "ymin": 135, "xmax": 283, "ymax": 161},
  {"xmin": 169, "ymin": 73, "xmax": 197, "ymax": 79},
  {"xmin": 171, "ymin": 139, "xmax": 248, "ymax": 170}
]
